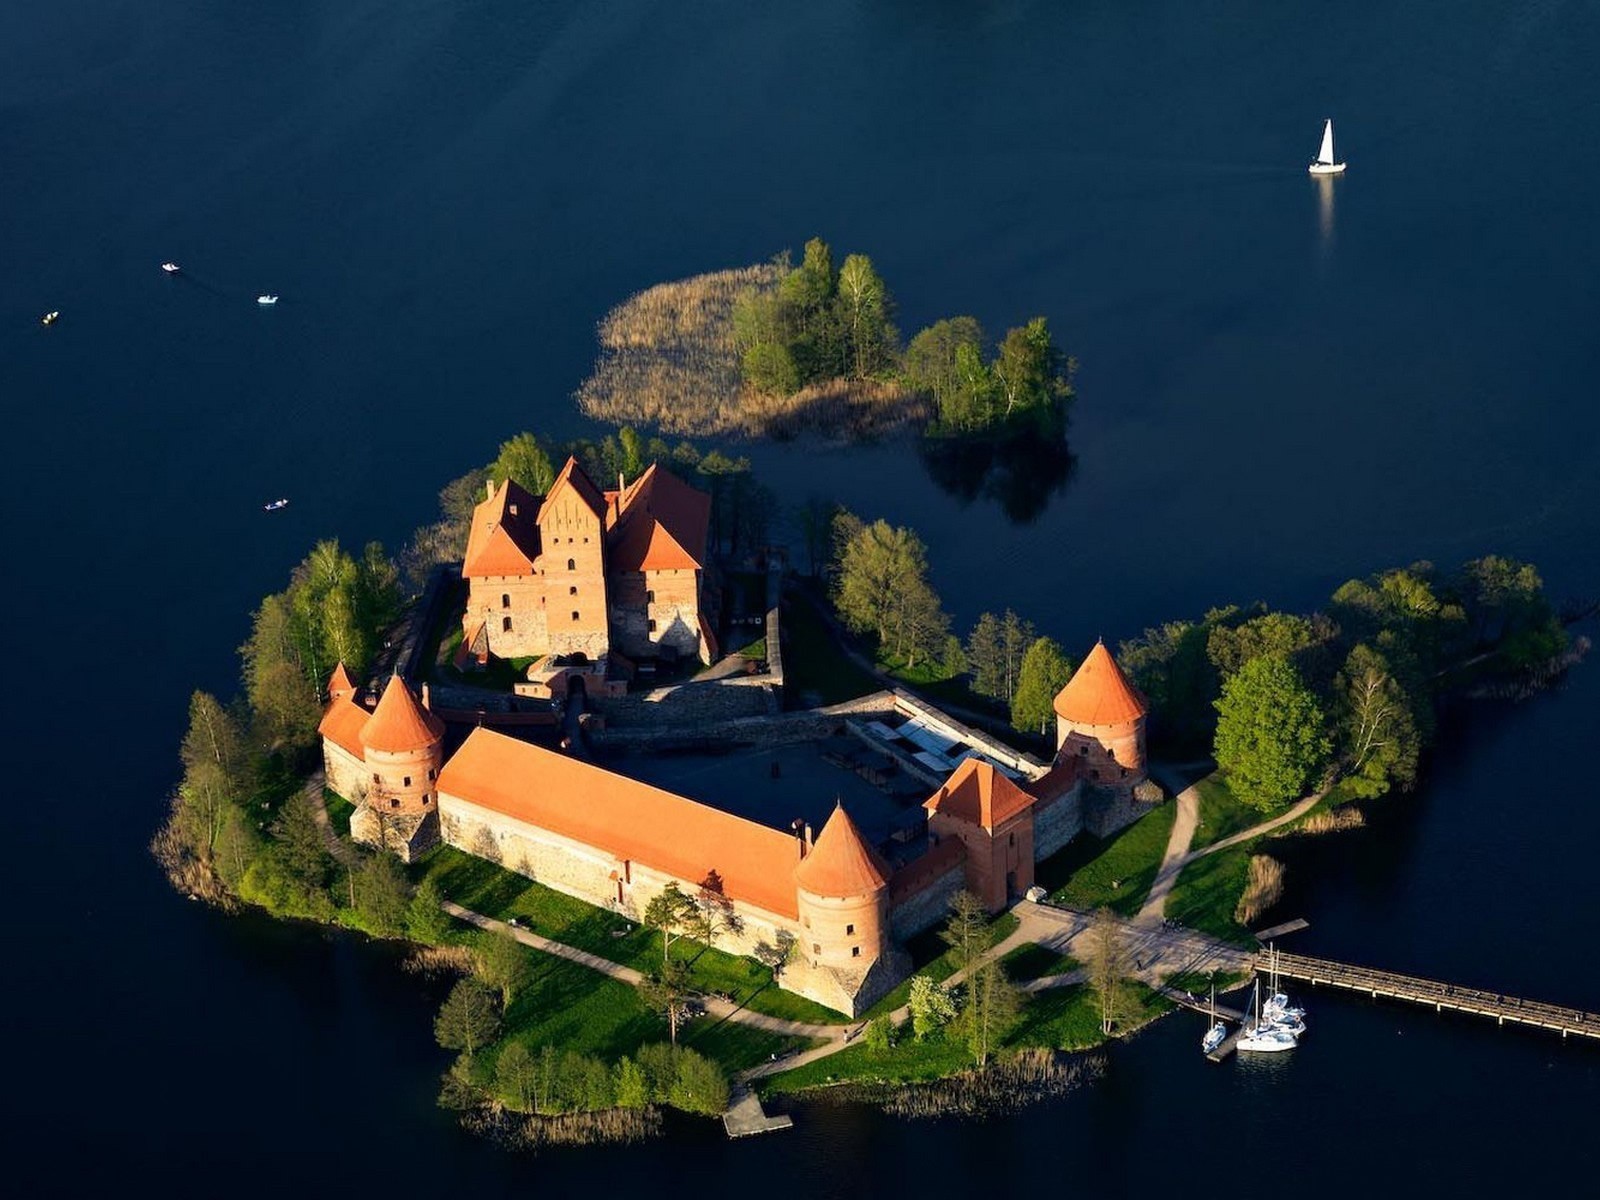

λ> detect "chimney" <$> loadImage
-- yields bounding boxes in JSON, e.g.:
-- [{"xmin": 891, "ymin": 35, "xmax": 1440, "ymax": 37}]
[
  {"xmin": 804, "ymin": 823, "xmax": 814, "ymax": 849},
  {"xmin": 486, "ymin": 479, "xmax": 496, "ymax": 501},
  {"xmin": 792, "ymin": 817, "xmax": 807, "ymax": 859},
  {"xmin": 421, "ymin": 683, "xmax": 431, "ymax": 711},
  {"xmin": 618, "ymin": 471, "xmax": 626, "ymax": 495}
]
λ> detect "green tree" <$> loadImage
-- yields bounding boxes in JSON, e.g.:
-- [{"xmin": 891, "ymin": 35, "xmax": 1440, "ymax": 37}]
[
  {"xmin": 835, "ymin": 253, "xmax": 896, "ymax": 379},
  {"xmin": 908, "ymin": 975, "xmax": 958, "ymax": 1040},
  {"xmin": 270, "ymin": 788, "xmax": 330, "ymax": 890},
  {"xmin": 833, "ymin": 519, "xmax": 947, "ymax": 664},
  {"xmin": 434, "ymin": 978, "xmax": 502, "ymax": 1061},
  {"xmin": 1206, "ymin": 610, "xmax": 1331, "ymax": 680},
  {"xmin": 797, "ymin": 496, "xmax": 837, "ymax": 579},
  {"xmin": 906, "ymin": 316, "xmax": 991, "ymax": 428},
  {"xmin": 495, "ymin": 1041, "xmax": 538, "ymax": 1111},
  {"xmin": 352, "ymin": 852, "xmax": 411, "ymax": 937},
  {"xmin": 938, "ymin": 890, "xmax": 989, "ymax": 975},
  {"xmin": 1086, "ymin": 907, "xmax": 1138, "ymax": 1035},
  {"xmin": 864, "ymin": 1014, "xmax": 895, "ymax": 1054},
  {"xmin": 475, "ymin": 927, "xmax": 530, "ymax": 1007},
  {"xmin": 643, "ymin": 882, "xmax": 699, "ymax": 962},
  {"xmin": 666, "ymin": 1049, "xmax": 729, "ymax": 1116},
  {"xmin": 742, "ymin": 340, "xmax": 800, "ymax": 396},
  {"xmin": 1335, "ymin": 643, "xmax": 1421, "ymax": 798},
  {"xmin": 992, "ymin": 317, "xmax": 1073, "ymax": 422},
  {"xmin": 490, "ymin": 432, "xmax": 555, "ymax": 495},
  {"xmin": 640, "ymin": 958, "xmax": 693, "ymax": 1046},
  {"xmin": 963, "ymin": 962, "xmax": 1023, "ymax": 1066},
  {"xmin": 406, "ymin": 876, "xmax": 453, "ymax": 943},
  {"xmin": 1213, "ymin": 653, "xmax": 1332, "ymax": 811},
  {"xmin": 1011, "ymin": 637, "xmax": 1074, "ymax": 735},
  {"xmin": 1119, "ymin": 615, "xmax": 1229, "ymax": 754},
  {"xmin": 614, "ymin": 1056, "xmax": 651, "ymax": 1108}
]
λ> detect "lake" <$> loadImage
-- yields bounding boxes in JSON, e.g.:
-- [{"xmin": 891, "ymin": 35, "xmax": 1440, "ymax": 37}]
[{"xmin": 3, "ymin": 1, "xmax": 1597, "ymax": 1193}]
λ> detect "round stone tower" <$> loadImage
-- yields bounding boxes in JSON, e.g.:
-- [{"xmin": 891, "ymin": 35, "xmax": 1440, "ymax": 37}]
[
  {"xmin": 360, "ymin": 675, "xmax": 446, "ymax": 816},
  {"xmin": 1052, "ymin": 640, "xmax": 1149, "ymax": 778},
  {"xmin": 792, "ymin": 803, "xmax": 891, "ymax": 971}
]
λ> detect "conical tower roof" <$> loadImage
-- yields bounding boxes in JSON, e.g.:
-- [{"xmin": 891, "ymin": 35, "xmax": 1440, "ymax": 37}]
[
  {"xmin": 327, "ymin": 662, "xmax": 358, "ymax": 700},
  {"xmin": 1052, "ymin": 641, "xmax": 1147, "ymax": 725},
  {"xmin": 360, "ymin": 675, "xmax": 445, "ymax": 753},
  {"xmin": 793, "ymin": 803, "xmax": 890, "ymax": 898}
]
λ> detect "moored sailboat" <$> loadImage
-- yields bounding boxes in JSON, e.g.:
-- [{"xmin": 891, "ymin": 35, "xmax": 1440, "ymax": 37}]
[{"xmin": 1308, "ymin": 118, "xmax": 1347, "ymax": 175}]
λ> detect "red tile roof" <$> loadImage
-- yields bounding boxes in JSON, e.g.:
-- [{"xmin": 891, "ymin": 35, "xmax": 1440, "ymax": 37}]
[
  {"xmin": 539, "ymin": 456, "xmax": 607, "ymax": 524},
  {"xmin": 793, "ymin": 803, "xmax": 891, "ymax": 898},
  {"xmin": 1024, "ymin": 758, "xmax": 1081, "ymax": 807},
  {"xmin": 318, "ymin": 695, "xmax": 369, "ymax": 758},
  {"xmin": 924, "ymin": 758, "xmax": 1036, "ymax": 831},
  {"xmin": 608, "ymin": 464, "xmax": 709, "ymax": 573},
  {"xmin": 327, "ymin": 662, "xmax": 358, "ymax": 700},
  {"xmin": 436, "ymin": 729, "xmax": 804, "ymax": 918},
  {"xmin": 462, "ymin": 479, "xmax": 543, "ymax": 578},
  {"xmin": 1052, "ymin": 641, "xmax": 1148, "ymax": 726},
  {"xmin": 360, "ymin": 676, "xmax": 445, "ymax": 753}
]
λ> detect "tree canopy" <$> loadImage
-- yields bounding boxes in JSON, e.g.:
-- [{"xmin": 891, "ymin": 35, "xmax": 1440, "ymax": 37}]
[
  {"xmin": 1213, "ymin": 653, "xmax": 1332, "ymax": 811},
  {"xmin": 1011, "ymin": 637, "xmax": 1074, "ymax": 735}
]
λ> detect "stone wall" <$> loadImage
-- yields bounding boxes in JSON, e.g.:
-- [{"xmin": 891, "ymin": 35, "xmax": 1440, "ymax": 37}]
[
  {"xmin": 466, "ymin": 574, "xmax": 549, "ymax": 659},
  {"xmin": 1032, "ymin": 781, "xmax": 1084, "ymax": 861},
  {"xmin": 350, "ymin": 806, "xmax": 439, "ymax": 862},
  {"xmin": 589, "ymin": 691, "xmax": 898, "ymax": 750},
  {"xmin": 323, "ymin": 741, "xmax": 368, "ymax": 809},
  {"xmin": 888, "ymin": 847, "xmax": 966, "ymax": 941}
]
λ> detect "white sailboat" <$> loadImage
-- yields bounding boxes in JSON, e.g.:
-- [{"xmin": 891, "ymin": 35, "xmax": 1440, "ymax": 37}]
[
  {"xmin": 1308, "ymin": 119, "xmax": 1346, "ymax": 175},
  {"xmin": 1237, "ymin": 979, "xmax": 1298, "ymax": 1053},
  {"xmin": 1201, "ymin": 984, "xmax": 1228, "ymax": 1055}
]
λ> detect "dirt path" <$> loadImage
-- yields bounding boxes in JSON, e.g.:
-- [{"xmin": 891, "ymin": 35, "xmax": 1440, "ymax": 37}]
[{"xmin": 302, "ymin": 772, "xmax": 357, "ymax": 867}]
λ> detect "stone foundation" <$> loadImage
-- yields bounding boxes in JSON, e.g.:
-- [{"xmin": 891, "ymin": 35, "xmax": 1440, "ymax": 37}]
[{"xmin": 350, "ymin": 806, "xmax": 440, "ymax": 863}]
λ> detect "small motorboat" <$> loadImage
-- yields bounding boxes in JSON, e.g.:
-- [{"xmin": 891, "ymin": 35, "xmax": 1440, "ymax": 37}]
[
  {"xmin": 257, "ymin": 294, "xmax": 278, "ymax": 305},
  {"xmin": 41, "ymin": 311, "xmax": 60, "ymax": 326},
  {"xmin": 264, "ymin": 498, "xmax": 289, "ymax": 512},
  {"xmin": 1202, "ymin": 1021, "xmax": 1229, "ymax": 1055},
  {"xmin": 161, "ymin": 262, "xmax": 181, "ymax": 274}
]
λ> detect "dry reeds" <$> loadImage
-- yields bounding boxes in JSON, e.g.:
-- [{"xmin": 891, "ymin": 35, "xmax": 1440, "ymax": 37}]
[
  {"xmin": 824, "ymin": 1049, "xmax": 1106, "ymax": 1120},
  {"xmin": 401, "ymin": 945, "xmax": 476, "ymax": 978},
  {"xmin": 1234, "ymin": 855, "xmax": 1286, "ymax": 926},
  {"xmin": 461, "ymin": 1104, "xmax": 662, "ymax": 1151},
  {"xmin": 1297, "ymin": 807, "xmax": 1366, "ymax": 837},
  {"xmin": 575, "ymin": 264, "xmax": 928, "ymax": 439}
]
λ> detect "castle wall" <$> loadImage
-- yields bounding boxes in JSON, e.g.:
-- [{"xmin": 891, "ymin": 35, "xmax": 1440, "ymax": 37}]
[
  {"xmin": 1057, "ymin": 717, "xmax": 1146, "ymax": 777},
  {"xmin": 366, "ymin": 743, "xmax": 442, "ymax": 817},
  {"xmin": 465, "ymin": 575, "xmax": 549, "ymax": 659},
  {"xmin": 611, "ymin": 568, "xmax": 704, "ymax": 661},
  {"xmin": 323, "ymin": 741, "xmax": 368, "ymax": 808},
  {"xmin": 926, "ymin": 809, "xmax": 1034, "ymax": 912},
  {"xmin": 888, "ymin": 852, "xmax": 966, "ymax": 941},
  {"xmin": 539, "ymin": 484, "xmax": 610, "ymax": 658},
  {"xmin": 1032, "ymin": 781, "xmax": 1084, "ymax": 861}
]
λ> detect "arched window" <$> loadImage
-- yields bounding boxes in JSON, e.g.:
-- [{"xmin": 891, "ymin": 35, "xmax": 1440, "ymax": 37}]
[
  {"xmin": 567, "ymin": 558, "xmax": 576, "ymax": 571},
  {"xmin": 502, "ymin": 616, "xmax": 513, "ymax": 632},
  {"xmin": 571, "ymin": 611, "xmax": 580, "ymax": 621},
  {"xmin": 501, "ymin": 593, "xmax": 510, "ymax": 608},
  {"xmin": 569, "ymin": 585, "xmax": 578, "ymax": 596}
]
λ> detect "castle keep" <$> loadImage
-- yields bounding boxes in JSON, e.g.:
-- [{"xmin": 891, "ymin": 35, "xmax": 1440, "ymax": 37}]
[{"xmin": 461, "ymin": 456, "xmax": 715, "ymax": 666}]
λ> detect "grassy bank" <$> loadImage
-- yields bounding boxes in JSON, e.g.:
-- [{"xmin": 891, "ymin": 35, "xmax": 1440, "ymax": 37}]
[{"xmin": 1036, "ymin": 802, "xmax": 1176, "ymax": 914}]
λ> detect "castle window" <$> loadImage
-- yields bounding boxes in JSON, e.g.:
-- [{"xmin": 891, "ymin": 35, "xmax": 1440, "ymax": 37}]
[
  {"xmin": 571, "ymin": 611, "xmax": 580, "ymax": 621},
  {"xmin": 403, "ymin": 776, "xmax": 411, "ymax": 787},
  {"xmin": 423, "ymin": 794, "xmax": 431, "ymax": 806},
  {"xmin": 1080, "ymin": 745, "xmax": 1089, "ymax": 755},
  {"xmin": 502, "ymin": 616, "xmax": 513, "ymax": 632},
  {"xmin": 851, "ymin": 946, "xmax": 861, "ymax": 958},
  {"xmin": 1008, "ymin": 832, "xmax": 1015, "ymax": 846},
  {"xmin": 569, "ymin": 586, "xmax": 578, "ymax": 596},
  {"xmin": 390, "ymin": 798, "xmax": 400, "ymax": 809},
  {"xmin": 372, "ymin": 773, "xmax": 381, "ymax": 785},
  {"xmin": 845, "ymin": 923, "xmax": 855, "ymax": 935},
  {"xmin": 501, "ymin": 594, "xmax": 510, "ymax": 608},
  {"xmin": 646, "ymin": 589, "xmax": 655, "ymax": 604},
  {"xmin": 427, "ymin": 769, "xmax": 436, "ymax": 781},
  {"xmin": 567, "ymin": 558, "xmax": 576, "ymax": 571},
  {"xmin": 812, "ymin": 943, "xmax": 821, "ymax": 955},
  {"xmin": 648, "ymin": 619, "xmax": 657, "ymax": 632}
]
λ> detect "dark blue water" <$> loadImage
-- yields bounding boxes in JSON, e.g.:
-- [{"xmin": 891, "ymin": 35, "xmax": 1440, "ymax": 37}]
[{"xmin": 4, "ymin": 2, "xmax": 1597, "ymax": 1193}]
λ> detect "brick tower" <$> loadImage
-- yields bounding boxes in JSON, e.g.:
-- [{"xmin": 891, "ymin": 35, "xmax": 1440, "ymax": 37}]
[
  {"xmin": 349, "ymin": 675, "xmax": 446, "ymax": 861},
  {"xmin": 1052, "ymin": 640, "xmax": 1149, "ymax": 788}
]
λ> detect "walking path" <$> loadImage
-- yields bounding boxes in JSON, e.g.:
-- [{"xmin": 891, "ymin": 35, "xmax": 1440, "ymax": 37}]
[
  {"xmin": 302, "ymin": 771, "xmax": 356, "ymax": 868},
  {"xmin": 1136, "ymin": 763, "xmax": 1324, "ymax": 924}
]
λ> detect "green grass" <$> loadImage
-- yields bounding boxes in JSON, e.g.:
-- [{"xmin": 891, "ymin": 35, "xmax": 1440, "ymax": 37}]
[
  {"xmin": 781, "ymin": 596, "xmax": 880, "ymax": 705},
  {"xmin": 1001, "ymin": 944, "xmax": 1079, "ymax": 982},
  {"xmin": 861, "ymin": 912, "xmax": 1020, "ymax": 1020},
  {"xmin": 323, "ymin": 788, "xmax": 354, "ymax": 837},
  {"xmin": 1036, "ymin": 802, "xmax": 1177, "ymax": 915},
  {"xmin": 1189, "ymin": 772, "xmax": 1262, "ymax": 851},
  {"xmin": 413, "ymin": 846, "xmax": 848, "ymax": 1026},
  {"xmin": 737, "ymin": 636, "xmax": 767, "ymax": 661},
  {"xmin": 1165, "ymin": 846, "xmax": 1256, "ymax": 946}
]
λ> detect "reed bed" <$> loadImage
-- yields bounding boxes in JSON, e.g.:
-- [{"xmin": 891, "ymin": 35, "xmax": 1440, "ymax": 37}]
[
  {"xmin": 462, "ymin": 1104, "xmax": 663, "ymax": 1152},
  {"xmin": 1296, "ymin": 807, "xmax": 1367, "ymax": 837},
  {"xmin": 1234, "ymin": 855, "xmax": 1286, "ymax": 926}
]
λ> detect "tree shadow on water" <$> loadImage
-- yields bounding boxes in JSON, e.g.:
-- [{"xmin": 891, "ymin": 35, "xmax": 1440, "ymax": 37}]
[{"xmin": 917, "ymin": 425, "xmax": 1078, "ymax": 524}]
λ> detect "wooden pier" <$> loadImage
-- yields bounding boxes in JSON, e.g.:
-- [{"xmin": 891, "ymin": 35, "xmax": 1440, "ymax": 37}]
[{"xmin": 1257, "ymin": 950, "xmax": 1600, "ymax": 1042}]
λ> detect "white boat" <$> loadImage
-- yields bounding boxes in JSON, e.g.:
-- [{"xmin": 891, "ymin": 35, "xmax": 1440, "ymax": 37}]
[
  {"xmin": 1237, "ymin": 980, "xmax": 1298, "ymax": 1053},
  {"xmin": 1308, "ymin": 119, "xmax": 1346, "ymax": 175},
  {"xmin": 1202, "ymin": 1021, "xmax": 1228, "ymax": 1054},
  {"xmin": 257, "ymin": 294, "xmax": 278, "ymax": 305},
  {"xmin": 161, "ymin": 262, "xmax": 181, "ymax": 274},
  {"xmin": 264, "ymin": 498, "xmax": 289, "ymax": 511},
  {"xmin": 41, "ymin": 310, "xmax": 60, "ymax": 326}
]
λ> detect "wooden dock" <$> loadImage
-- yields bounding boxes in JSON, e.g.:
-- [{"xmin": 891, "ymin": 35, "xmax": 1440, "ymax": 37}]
[
  {"xmin": 1160, "ymin": 988, "xmax": 1250, "ymax": 1061},
  {"xmin": 1258, "ymin": 950, "xmax": 1600, "ymax": 1042},
  {"xmin": 722, "ymin": 1087, "xmax": 793, "ymax": 1138}
]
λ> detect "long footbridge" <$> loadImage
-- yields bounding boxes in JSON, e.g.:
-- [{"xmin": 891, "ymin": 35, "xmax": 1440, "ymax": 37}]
[{"xmin": 1258, "ymin": 950, "xmax": 1600, "ymax": 1041}]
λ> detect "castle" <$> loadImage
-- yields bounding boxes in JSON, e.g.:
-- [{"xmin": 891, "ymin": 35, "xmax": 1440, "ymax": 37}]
[
  {"xmin": 460, "ymin": 456, "xmax": 715, "ymax": 666},
  {"xmin": 319, "ymin": 632, "xmax": 1153, "ymax": 1015}
]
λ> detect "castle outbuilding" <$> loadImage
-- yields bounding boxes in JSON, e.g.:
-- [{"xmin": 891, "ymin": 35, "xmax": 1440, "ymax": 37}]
[
  {"xmin": 924, "ymin": 758, "xmax": 1038, "ymax": 912},
  {"xmin": 461, "ymin": 456, "xmax": 715, "ymax": 667},
  {"xmin": 317, "ymin": 670, "xmax": 445, "ymax": 861},
  {"xmin": 1051, "ymin": 639, "xmax": 1148, "ymax": 789}
]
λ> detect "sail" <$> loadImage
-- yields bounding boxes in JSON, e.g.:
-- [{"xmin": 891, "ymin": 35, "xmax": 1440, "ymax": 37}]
[{"xmin": 1318, "ymin": 120, "xmax": 1335, "ymax": 164}]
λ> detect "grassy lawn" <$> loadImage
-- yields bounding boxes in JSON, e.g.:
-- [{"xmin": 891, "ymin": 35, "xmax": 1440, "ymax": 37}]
[
  {"xmin": 413, "ymin": 846, "xmax": 848, "ymax": 1026},
  {"xmin": 1165, "ymin": 846, "xmax": 1255, "ymax": 946},
  {"xmin": 1189, "ymin": 772, "xmax": 1263, "ymax": 851},
  {"xmin": 763, "ymin": 980, "xmax": 1169, "ymax": 1095},
  {"xmin": 861, "ymin": 912, "xmax": 1020, "ymax": 1020},
  {"xmin": 781, "ymin": 596, "xmax": 880, "ymax": 705},
  {"xmin": 1036, "ymin": 802, "xmax": 1177, "ymax": 915},
  {"xmin": 323, "ymin": 788, "xmax": 355, "ymax": 837},
  {"xmin": 1002, "ymin": 944, "xmax": 1079, "ymax": 982}
]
